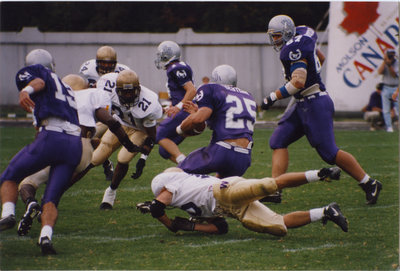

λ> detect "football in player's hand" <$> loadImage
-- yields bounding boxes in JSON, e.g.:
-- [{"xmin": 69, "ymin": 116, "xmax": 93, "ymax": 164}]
[
  {"xmin": 185, "ymin": 122, "xmax": 206, "ymax": 136},
  {"xmin": 193, "ymin": 122, "xmax": 206, "ymax": 134}
]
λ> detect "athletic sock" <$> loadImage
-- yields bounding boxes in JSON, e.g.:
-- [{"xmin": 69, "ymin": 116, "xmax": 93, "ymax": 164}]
[
  {"xmin": 309, "ymin": 207, "xmax": 324, "ymax": 222},
  {"xmin": 360, "ymin": 174, "xmax": 370, "ymax": 184},
  {"xmin": 1, "ymin": 202, "xmax": 15, "ymax": 218},
  {"xmin": 176, "ymin": 154, "xmax": 186, "ymax": 164},
  {"xmin": 39, "ymin": 225, "xmax": 53, "ymax": 242},
  {"xmin": 305, "ymin": 170, "xmax": 320, "ymax": 183}
]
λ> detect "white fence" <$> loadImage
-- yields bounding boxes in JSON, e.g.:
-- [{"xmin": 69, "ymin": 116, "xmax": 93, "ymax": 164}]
[{"xmin": 0, "ymin": 27, "xmax": 328, "ymax": 106}]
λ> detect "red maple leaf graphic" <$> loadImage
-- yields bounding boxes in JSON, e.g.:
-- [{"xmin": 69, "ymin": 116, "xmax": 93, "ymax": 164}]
[{"xmin": 340, "ymin": 2, "xmax": 380, "ymax": 35}]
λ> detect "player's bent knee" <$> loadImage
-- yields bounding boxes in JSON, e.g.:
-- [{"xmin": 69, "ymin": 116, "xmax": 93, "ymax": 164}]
[
  {"xmin": 158, "ymin": 147, "xmax": 171, "ymax": 160},
  {"xmin": 317, "ymin": 148, "xmax": 338, "ymax": 165},
  {"xmin": 117, "ymin": 148, "xmax": 135, "ymax": 164},
  {"xmin": 241, "ymin": 201, "xmax": 287, "ymax": 236},
  {"xmin": 269, "ymin": 133, "xmax": 287, "ymax": 150},
  {"xmin": 41, "ymin": 197, "xmax": 61, "ymax": 208},
  {"xmin": 241, "ymin": 218, "xmax": 287, "ymax": 236},
  {"xmin": 92, "ymin": 143, "xmax": 113, "ymax": 166},
  {"xmin": 18, "ymin": 179, "xmax": 39, "ymax": 191}
]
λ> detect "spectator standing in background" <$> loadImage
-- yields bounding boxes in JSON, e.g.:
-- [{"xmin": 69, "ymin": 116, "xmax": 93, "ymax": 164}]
[{"xmin": 377, "ymin": 49, "xmax": 399, "ymax": 132}]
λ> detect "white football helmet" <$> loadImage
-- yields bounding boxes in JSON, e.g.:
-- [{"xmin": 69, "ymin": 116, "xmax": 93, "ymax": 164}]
[
  {"xmin": 116, "ymin": 70, "xmax": 141, "ymax": 107},
  {"xmin": 267, "ymin": 15, "xmax": 296, "ymax": 51},
  {"xmin": 96, "ymin": 46, "xmax": 117, "ymax": 75},
  {"xmin": 211, "ymin": 64, "xmax": 237, "ymax": 87},
  {"xmin": 25, "ymin": 49, "xmax": 55, "ymax": 72},
  {"xmin": 155, "ymin": 40, "xmax": 181, "ymax": 70}
]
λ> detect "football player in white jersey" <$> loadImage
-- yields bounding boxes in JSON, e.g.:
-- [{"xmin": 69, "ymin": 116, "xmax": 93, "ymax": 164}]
[
  {"xmin": 79, "ymin": 45, "xmax": 130, "ymax": 181},
  {"xmin": 71, "ymin": 70, "xmax": 163, "ymax": 210},
  {"xmin": 79, "ymin": 45, "xmax": 130, "ymax": 87},
  {"xmin": 16, "ymin": 74, "xmax": 141, "ymax": 237},
  {"xmin": 137, "ymin": 167, "xmax": 348, "ymax": 236},
  {"xmin": 92, "ymin": 72, "xmax": 120, "ymax": 142}
]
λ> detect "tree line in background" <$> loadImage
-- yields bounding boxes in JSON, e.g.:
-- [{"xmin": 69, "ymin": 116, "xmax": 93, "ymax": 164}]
[{"xmin": 1, "ymin": 2, "xmax": 329, "ymax": 33}]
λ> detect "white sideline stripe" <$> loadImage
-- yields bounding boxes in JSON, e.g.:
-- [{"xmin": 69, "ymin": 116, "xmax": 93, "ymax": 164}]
[
  {"xmin": 283, "ymin": 243, "xmax": 351, "ymax": 253},
  {"xmin": 1, "ymin": 234, "xmax": 159, "ymax": 242},
  {"xmin": 345, "ymin": 204, "xmax": 398, "ymax": 211},
  {"xmin": 67, "ymin": 234, "xmax": 158, "ymax": 243},
  {"xmin": 65, "ymin": 186, "xmax": 150, "ymax": 197},
  {"xmin": 185, "ymin": 238, "xmax": 254, "ymax": 248}
]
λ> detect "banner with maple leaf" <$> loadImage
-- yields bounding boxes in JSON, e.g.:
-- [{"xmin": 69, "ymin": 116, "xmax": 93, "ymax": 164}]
[{"xmin": 326, "ymin": 2, "xmax": 398, "ymax": 111}]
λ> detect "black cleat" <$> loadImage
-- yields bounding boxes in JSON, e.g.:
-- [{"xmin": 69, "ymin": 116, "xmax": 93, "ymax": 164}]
[
  {"xmin": 17, "ymin": 200, "xmax": 41, "ymax": 236},
  {"xmin": 99, "ymin": 202, "xmax": 113, "ymax": 210},
  {"xmin": 322, "ymin": 202, "xmax": 348, "ymax": 232},
  {"xmin": 318, "ymin": 167, "xmax": 341, "ymax": 181},
  {"xmin": 38, "ymin": 236, "xmax": 57, "ymax": 255},
  {"xmin": 0, "ymin": 214, "xmax": 16, "ymax": 231},
  {"xmin": 260, "ymin": 191, "xmax": 282, "ymax": 203},
  {"xmin": 103, "ymin": 159, "xmax": 114, "ymax": 181},
  {"xmin": 359, "ymin": 178, "xmax": 382, "ymax": 205}
]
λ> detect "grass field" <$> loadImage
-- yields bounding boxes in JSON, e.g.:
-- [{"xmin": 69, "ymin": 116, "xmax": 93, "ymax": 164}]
[{"xmin": 0, "ymin": 126, "xmax": 398, "ymax": 270}]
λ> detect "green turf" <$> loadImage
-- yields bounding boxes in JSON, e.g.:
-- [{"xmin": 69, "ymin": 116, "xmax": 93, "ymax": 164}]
[{"xmin": 0, "ymin": 127, "xmax": 398, "ymax": 270}]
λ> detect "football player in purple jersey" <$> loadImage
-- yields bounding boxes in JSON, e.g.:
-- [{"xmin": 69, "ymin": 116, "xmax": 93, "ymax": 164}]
[
  {"xmin": 154, "ymin": 41, "xmax": 197, "ymax": 164},
  {"xmin": 0, "ymin": 49, "xmax": 82, "ymax": 255},
  {"xmin": 176, "ymin": 65, "xmax": 257, "ymax": 178},
  {"xmin": 261, "ymin": 15, "xmax": 382, "ymax": 205}
]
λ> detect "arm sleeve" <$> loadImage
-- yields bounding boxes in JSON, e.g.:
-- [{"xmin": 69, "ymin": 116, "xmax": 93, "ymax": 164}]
[
  {"xmin": 15, "ymin": 66, "xmax": 39, "ymax": 91},
  {"xmin": 195, "ymin": 85, "xmax": 215, "ymax": 111}
]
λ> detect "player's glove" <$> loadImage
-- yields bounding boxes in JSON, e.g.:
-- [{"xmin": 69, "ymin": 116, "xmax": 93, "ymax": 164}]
[
  {"xmin": 318, "ymin": 167, "xmax": 341, "ymax": 182},
  {"xmin": 260, "ymin": 94, "xmax": 276, "ymax": 110},
  {"xmin": 170, "ymin": 216, "xmax": 195, "ymax": 232},
  {"xmin": 131, "ymin": 158, "xmax": 146, "ymax": 179},
  {"xmin": 136, "ymin": 201, "xmax": 152, "ymax": 214}
]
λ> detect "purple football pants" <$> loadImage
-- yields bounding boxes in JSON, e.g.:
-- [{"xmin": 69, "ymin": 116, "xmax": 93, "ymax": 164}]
[
  {"xmin": 156, "ymin": 110, "xmax": 189, "ymax": 159},
  {"xmin": 269, "ymin": 93, "xmax": 339, "ymax": 164},
  {"xmin": 0, "ymin": 129, "xmax": 82, "ymax": 206},
  {"xmin": 178, "ymin": 142, "xmax": 251, "ymax": 178}
]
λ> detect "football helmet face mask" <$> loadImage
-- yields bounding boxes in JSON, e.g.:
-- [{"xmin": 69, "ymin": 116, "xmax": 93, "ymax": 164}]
[
  {"xmin": 267, "ymin": 15, "xmax": 296, "ymax": 51},
  {"xmin": 96, "ymin": 46, "xmax": 117, "ymax": 75},
  {"xmin": 116, "ymin": 70, "xmax": 141, "ymax": 107},
  {"xmin": 211, "ymin": 64, "xmax": 237, "ymax": 87},
  {"xmin": 155, "ymin": 41, "xmax": 181, "ymax": 70},
  {"xmin": 25, "ymin": 49, "xmax": 55, "ymax": 72}
]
